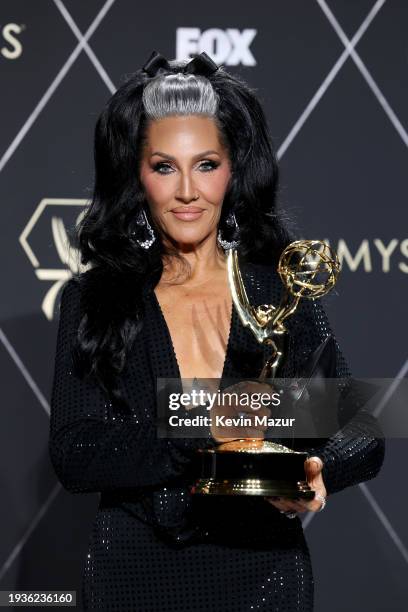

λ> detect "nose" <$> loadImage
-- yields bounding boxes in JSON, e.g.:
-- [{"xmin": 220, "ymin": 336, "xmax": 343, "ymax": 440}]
[{"xmin": 175, "ymin": 171, "xmax": 199, "ymax": 203}]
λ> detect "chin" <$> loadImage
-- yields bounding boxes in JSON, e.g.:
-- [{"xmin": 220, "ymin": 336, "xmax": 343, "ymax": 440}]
[
  {"xmin": 164, "ymin": 226, "xmax": 210, "ymax": 246},
  {"xmin": 170, "ymin": 235, "xmax": 206, "ymax": 247}
]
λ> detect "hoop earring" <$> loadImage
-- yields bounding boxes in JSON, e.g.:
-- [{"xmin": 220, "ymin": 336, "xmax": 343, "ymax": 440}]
[
  {"xmin": 131, "ymin": 207, "xmax": 156, "ymax": 249},
  {"xmin": 217, "ymin": 211, "xmax": 240, "ymax": 250}
]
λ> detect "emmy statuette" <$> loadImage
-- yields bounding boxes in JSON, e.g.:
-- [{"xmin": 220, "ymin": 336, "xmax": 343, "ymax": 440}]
[{"xmin": 190, "ymin": 240, "xmax": 340, "ymax": 497}]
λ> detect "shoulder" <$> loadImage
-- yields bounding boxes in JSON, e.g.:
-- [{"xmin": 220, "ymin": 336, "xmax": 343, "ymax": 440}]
[
  {"xmin": 59, "ymin": 267, "xmax": 105, "ymax": 311},
  {"xmin": 59, "ymin": 271, "xmax": 89, "ymax": 308},
  {"xmin": 241, "ymin": 260, "xmax": 283, "ymax": 284},
  {"xmin": 58, "ymin": 269, "xmax": 97, "ymax": 323},
  {"xmin": 240, "ymin": 260, "xmax": 284, "ymax": 304}
]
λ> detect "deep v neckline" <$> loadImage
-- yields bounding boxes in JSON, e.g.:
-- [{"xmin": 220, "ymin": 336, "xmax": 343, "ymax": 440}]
[{"xmin": 151, "ymin": 284, "xmax": 235, "ymax": 385}]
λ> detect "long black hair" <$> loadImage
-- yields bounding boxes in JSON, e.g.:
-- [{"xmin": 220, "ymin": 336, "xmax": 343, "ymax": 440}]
[{"xmin": 67, "ymin": 55, "xmax": 294, "ymax": 411}]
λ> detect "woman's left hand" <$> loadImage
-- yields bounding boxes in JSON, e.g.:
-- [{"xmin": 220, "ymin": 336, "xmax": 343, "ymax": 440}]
[{"xmin": 264, "ymin": 456, "xmax": 327, "ymax": 514}]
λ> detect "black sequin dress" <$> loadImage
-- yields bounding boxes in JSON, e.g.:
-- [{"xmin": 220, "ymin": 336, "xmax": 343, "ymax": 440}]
[{"xmin": 49, "ymin": 262, "xmax": 385, "ymax": 611}]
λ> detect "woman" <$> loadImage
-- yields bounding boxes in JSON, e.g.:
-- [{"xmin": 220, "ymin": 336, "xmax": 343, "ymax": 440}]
[{"xmin": 49, "ymin": 50, "xmax": 385, "ymax": 611}]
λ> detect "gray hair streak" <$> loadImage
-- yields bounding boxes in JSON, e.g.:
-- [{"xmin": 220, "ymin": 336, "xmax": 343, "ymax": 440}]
[{"xmin": 142, "ymin": 65, "xmax": 219, "ymax": 121}]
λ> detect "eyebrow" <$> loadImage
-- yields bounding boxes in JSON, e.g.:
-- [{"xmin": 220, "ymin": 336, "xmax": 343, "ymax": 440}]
[{"xmin": 150, "ymin": 149, "xmax": 220, "ymax": 161}]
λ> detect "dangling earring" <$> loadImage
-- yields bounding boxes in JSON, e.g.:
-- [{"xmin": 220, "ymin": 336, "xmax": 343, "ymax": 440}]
[
  {"xmin": 131, "ymin": 207, "xmax": 156, "ymax": 249},
  {"xmin": 217, "ymin": 211, "xmax": 240, "ymax": 250}
]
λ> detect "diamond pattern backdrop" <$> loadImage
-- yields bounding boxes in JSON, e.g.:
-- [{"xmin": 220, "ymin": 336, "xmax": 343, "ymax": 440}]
[{"xmin": 0, "ymin": 1, "xmax": 407, "ymax": 610}]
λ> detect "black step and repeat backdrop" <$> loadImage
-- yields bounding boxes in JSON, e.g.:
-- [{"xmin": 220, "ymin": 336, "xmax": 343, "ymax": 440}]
[{"xmin": 1, "ymin": 1, "xmax": 407, "ymax": 610}]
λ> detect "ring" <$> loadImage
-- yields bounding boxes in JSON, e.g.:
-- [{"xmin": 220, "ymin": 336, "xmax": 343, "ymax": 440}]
[
  {"xmin": 279, "ymin": 510, "xmax": 297, "ymax": 519},
  {"xmin": 315, "ymin": 493, "xmax": 327, "ymax": 512}
]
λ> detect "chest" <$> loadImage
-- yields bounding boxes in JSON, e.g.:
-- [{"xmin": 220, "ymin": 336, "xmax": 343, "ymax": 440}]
[{"xmin": 153, "ymin": 284, "xmax": 233, "ymax": 381}]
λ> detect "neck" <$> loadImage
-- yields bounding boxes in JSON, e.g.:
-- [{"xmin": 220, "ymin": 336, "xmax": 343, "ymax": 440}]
[{"xmin": 161, "ymin": 235, "xmax": 227, "ymax": 285}]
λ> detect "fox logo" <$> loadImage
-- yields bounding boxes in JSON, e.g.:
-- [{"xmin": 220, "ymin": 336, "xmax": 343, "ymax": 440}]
[{"xmin": 176, "ymin": 28, "xmax": 256, "ymax": 66}]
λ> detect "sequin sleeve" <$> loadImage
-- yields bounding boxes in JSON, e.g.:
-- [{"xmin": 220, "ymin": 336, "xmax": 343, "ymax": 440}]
[
  {"xmin": 48, "ymin": 279, "xmax": 217, "ymax": 494},
  {"xmin": 288, "ymin": 297, "xmax": 385, "ymax": 497}
]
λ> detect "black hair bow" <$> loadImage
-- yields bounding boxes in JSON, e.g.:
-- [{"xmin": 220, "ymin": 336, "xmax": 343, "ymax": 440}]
[{"xmin": 142, "ymin": 50, "xmax": 219, "ymax": 78}]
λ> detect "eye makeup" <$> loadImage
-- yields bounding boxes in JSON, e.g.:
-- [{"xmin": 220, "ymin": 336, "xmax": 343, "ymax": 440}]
[{"xmin": 152, "ymin": 160, "xmax": 221, "ymax": 174}]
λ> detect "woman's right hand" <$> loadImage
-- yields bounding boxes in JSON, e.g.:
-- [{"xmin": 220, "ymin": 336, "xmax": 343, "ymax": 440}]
[{"xmin": 208, "ymin": 380, "xmax": 274, "ymax": 444}]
